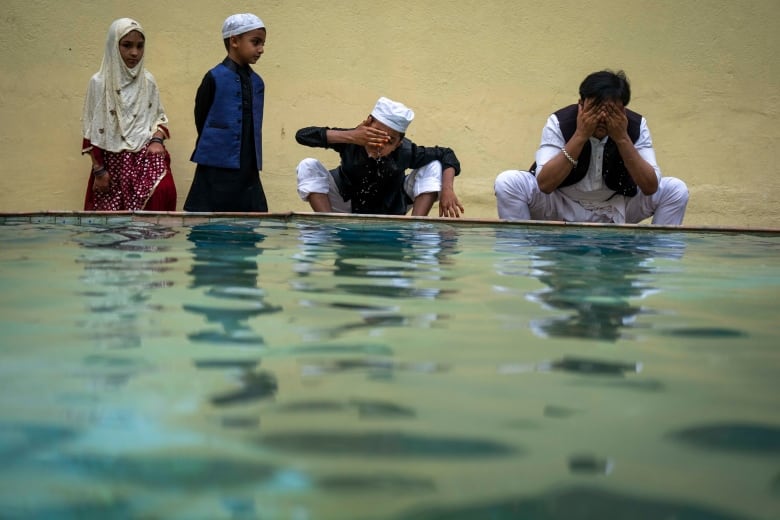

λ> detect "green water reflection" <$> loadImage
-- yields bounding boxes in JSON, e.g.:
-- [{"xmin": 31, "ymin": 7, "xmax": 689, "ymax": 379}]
[{"xmin": 0, "ymin": 219, "xmax": 777, "ymax": 520}]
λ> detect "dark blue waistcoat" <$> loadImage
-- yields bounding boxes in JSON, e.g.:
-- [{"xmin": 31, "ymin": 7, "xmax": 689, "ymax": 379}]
[{"xmin": 191, "ymin": 63, "xmax": 264, "ymax": 170}]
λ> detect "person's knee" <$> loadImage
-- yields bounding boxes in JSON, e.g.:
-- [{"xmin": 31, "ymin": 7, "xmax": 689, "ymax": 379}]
[
  {"xmin": 417, "ymin": 160, "xmax": 443, "ymax": 185},
  {"xmin": 296, "ymin": 158, "xmax": 325, "ymax": 180},
  {"xmin": 661, "ymin": 177, "xmax": 689, "ymax": 204},
  {"xmin": 494, "ymin": 170, "xmax": 515, "ymax": 194},
  {"xmin": 495, "ymin": 170, "xmax": 533, "ymax": 196},
  {"xmin": 421, "ymin": 160, "xmax": 443, "ymax": 176},
  {"xmin": 410, "ymin": 161, "xmax": 443, "ymax": 198},
  {"xmin": 296, "ymin": 158, "xmax": 330, "ymax": 200}
]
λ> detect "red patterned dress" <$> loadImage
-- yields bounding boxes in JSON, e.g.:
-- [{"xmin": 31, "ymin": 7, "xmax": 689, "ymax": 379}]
[{"xmin": 82, "ymin": 134, "xmax": 177, "ymax": 211}]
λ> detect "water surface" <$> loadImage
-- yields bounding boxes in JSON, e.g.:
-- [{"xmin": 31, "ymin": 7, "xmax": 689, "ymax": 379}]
[{"xmin": 0, "ymin": 217, "xmax": 778, "ymax": 519}]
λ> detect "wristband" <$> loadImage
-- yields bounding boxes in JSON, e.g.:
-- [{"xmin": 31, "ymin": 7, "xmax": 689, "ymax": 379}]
[
  {"xmin": 150, "ymin": 136, "xmax": 164, "ymax": 145},
  {"xmin": 561, "ymin": 147, "xmax": 578, "ymax": 167},
  {"xmin": 93, "ymin": 167, "xmax": 107, "ymax": 178}
]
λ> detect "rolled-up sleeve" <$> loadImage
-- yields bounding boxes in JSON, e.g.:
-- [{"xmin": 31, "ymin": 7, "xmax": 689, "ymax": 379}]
[
  {"xmin": 636, "ymin": 118, "xmax": 662, "ymax": 181},
  {"xmin": 409, "ymin": 144, "xmax": 461, "ymax": 176},
  {"xmin": 534, "ymin": 114, "xmax": 565, "ymax": 175},
  {"xmin": 295, "ymin": 126, "xmax": 329, "ymax": 148}
]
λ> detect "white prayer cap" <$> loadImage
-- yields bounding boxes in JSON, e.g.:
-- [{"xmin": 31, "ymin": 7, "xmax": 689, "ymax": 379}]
[
  {"xmin": 222, "ymin": 13, "xmax": 265, "ymax": 39},
  {"xmin": 371, "ymin": 97, "xmax": 415, "ymax": 133}
]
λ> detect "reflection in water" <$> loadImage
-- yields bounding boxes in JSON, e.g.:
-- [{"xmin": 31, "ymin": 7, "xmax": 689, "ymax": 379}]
[
  {"xmin": 292, "ymin": 222, "xmax": 460, "ymax": 340},
  {"xmin": 0, "ymin": 421, "xmax": 78, "ymax": 465},
  {"xmin": 46, "ymin": 453, "xmax": 279, "ymax": 488},
  {"xmin": 316, "ymin": 473, "xmax": 436, "ymax": 493},
  {"xmin": 548, "ymin": 356, "xmax": 640, "ymax": 376},
  {"xmin": 568, "ymin": 453, "xmax": 614, "ymax": 475},
  {"xmin": 3, "ymin": 220, "xmax": 775, "ymax": 519},
  {"xmin": 276, "ymin": 398, "xmax": 416, "ymax": 419},
  {"xmin": 71, "ymin": 222, "xmax": 178, "ymax": 437},
  {"xmin": 75, "ymin": 222, "xmax": 178, "ymax": 353},
  {"xmin": 498, "ymin": 356, "xmax": 640, "ymax": 377},
  {"xmin": 495, "ymin": 229, "xmax": 686, "ymax": 341},
  {"xmin": 210, "ymin": 370, "xmax": 278, "ymax": 406},
  {"xmin": 300, "ymin": 357, "xmax": 447, "ymax": 376},
  {"xmin": 668, "ymin": 422, "xmax": 780, "ymax": 454},
  {"xmin": 260, "ymin": 430, "xmax": 517, "ymax": 457},
  {"xmin": 185, "ymin": 222, "xmax": 280, "ymax": 345},
  {"xmin": 396, "ymin": 485, "xmax": 751, "ymax": 520},
  {"xmin": 185, "ymin": 223, "xmax": 282, "ymax": 418},
  {"xmin": 660, "ymin": 327, "xmax": 747, "ymax": 338}
]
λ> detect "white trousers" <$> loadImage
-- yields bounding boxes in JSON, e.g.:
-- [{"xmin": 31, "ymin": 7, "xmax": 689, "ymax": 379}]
[
  {"xmin": 494, "ymin": 170, "xmax": 689, "ymax": 225},
  {"xmin": 296, "ymin": 158, "xmax": 443, "ymax": 213}
]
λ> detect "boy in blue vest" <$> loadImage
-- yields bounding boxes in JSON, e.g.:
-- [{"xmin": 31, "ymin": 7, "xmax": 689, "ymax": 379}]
[
  {"xmin": 494, "ymin": 70, "xmax": 688, "ymax": 225},
  {"xmin": 184, "ymin": 13, "xmax": 268, "ymax": 212}
]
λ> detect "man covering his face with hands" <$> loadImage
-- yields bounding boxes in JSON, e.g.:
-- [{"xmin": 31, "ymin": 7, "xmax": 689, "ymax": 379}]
[{"xmin": 495, "ymin": 70, "xmax": 688, "ymax": 225}]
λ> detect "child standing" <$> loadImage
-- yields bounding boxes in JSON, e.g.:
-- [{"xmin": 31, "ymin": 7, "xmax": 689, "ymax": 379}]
[
  {"xmin": 184, "ymin": 13, "xmax": 269, "ymax": 212},
  {"xmin": 82, "ymin": 18, "xmax": 177, "ymax": 211}
]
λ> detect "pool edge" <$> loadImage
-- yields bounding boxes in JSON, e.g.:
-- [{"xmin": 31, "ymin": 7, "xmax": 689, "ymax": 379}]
[{"xmin": 1, "ymin": 210, "xmax": 777, "ymax": 234}]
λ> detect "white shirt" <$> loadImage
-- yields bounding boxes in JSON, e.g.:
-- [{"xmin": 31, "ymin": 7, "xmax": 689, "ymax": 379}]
[{"xmin": 535, "ymin": 113, "xmax": 662, "ymax": 204}]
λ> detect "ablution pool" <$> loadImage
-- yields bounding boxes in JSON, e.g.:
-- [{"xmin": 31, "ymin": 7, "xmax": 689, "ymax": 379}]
[{"xmin": 0, "ymin": 212, "xmax": 778, "ymax": 520}]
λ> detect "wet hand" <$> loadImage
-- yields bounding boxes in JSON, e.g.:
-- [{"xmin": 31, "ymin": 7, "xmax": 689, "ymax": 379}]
[
  {"xmin": 147, "ymin": 141, "xmax": 166, "ymax": 155},
  {"xmin": 92, "ymin": 172, "xmax": 110, "ymax": 193},
  {"xmin": 575, "ymin": 99, "xmax": 601, "ymax": 138},
  {"xmin": 353, "ymin": 125, "xmax": 390, "ymax": 149},
  {"xmin": 439, "ymin": 190, "xmax": 465, "ymax": 218},
  {"xmin": 603, "ymin": 101, "xmax": 628, "ymax": 141}
]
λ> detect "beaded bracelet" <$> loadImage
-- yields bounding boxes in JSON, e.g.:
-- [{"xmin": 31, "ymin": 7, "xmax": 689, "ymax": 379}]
[{"xmin": 561, "ymin": 147, "xmax": 578, "ymax": 167}]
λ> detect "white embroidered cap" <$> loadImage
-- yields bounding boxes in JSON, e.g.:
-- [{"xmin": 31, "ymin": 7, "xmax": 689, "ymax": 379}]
[
  {"xmin": 371, "ymin": 97, "xmax": 415, "ymax": 133},
  {"xmin": 222, "ymin": 13, "xmax": 265, "ymax": 39}
]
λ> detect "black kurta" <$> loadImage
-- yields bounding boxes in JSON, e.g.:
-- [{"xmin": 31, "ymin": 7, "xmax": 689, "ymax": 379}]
[{"xmin": 296, "ymin": 126, "xmax": 460, "ymax": 215}]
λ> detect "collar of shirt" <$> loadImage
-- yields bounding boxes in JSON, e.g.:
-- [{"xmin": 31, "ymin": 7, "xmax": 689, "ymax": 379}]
[{"xmin": 222, "ymin": 57, "xmax": 251, "ymax": 76}]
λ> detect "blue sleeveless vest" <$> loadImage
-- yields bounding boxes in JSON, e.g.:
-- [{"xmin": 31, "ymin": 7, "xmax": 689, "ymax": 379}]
[{"xmin": 191, "ymin": 63, "xmax": 264, "ymax": 169}]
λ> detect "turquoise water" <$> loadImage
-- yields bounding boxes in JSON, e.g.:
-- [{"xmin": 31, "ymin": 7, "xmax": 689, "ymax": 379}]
[{"xmin": 0, "ymin": 217, "xmax": 778, "ymax": 520}]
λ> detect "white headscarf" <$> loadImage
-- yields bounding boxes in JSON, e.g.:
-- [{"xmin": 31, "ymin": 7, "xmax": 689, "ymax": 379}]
[{"xmin": 82, "ymin": 18, "xmax": 168, "ymax": 153}]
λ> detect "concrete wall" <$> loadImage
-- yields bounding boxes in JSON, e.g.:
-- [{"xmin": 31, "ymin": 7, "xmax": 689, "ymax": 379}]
[{"xmin": 1, "ymin": 0, "xmax": 778, "ymax": 227}]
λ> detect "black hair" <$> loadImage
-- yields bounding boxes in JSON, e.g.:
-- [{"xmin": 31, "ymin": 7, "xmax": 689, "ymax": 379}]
[
  {"xmin": 579, "ymin": 70, "xmax": 631, "ymax": 106},
  {"xmin": 223, "ymin": 37, "xmax": 230, "ymax": 51}
]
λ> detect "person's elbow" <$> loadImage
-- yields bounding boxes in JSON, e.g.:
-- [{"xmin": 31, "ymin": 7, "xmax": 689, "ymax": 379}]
[
  {"xmin": 639, "ymin": 176, "xmax": 659, "ymax": 195},
  {"xmin": 536, "ymin": 176, "xmax": 557, "ymax": 194}
]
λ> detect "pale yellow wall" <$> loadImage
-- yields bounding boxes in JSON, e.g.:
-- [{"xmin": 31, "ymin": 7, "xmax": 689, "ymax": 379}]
[{"xmin": 1, "ymin": 0, "xmax": 778, "ymax": 227}]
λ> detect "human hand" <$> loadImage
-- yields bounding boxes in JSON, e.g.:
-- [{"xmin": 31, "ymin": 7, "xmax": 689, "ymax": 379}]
[
  {"xmin": 352, "ymin": 118, "xmax": 390, "ymax": 150},
  {"xmin": 438, "ymin": 189, "xmax": 465, "ymax": 218},
  {"xmin": 147, "ymin": 141, "xmax": 166, "ymax": 155},
  {"xmin": 93, "ymin": 172, "xmax": 110, "ymax": 193},
  {"xmin": 575, "ymin": 98, "xmax": 601, "ymax": 138},
  {"xmin": 603, "ymin": 101, "xmax": 628, "ymax": 142}
]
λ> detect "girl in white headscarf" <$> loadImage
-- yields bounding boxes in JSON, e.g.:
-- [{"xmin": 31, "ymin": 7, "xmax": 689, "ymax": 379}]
[{"xmin": 81, "ymin": 18, "xmax": 177, "ymax": 211}]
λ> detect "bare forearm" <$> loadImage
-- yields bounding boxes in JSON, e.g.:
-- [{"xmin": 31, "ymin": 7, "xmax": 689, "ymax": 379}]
[
  {"xmin": 536, "ymin": 133, "xmax": 588, "ymax": 193},
  {"xmin": 613, "ymin": 138, "xmax": 658, "ymax": 194},
  {"xmin": 438, "ymin": 167, "xmax": 464, "ymax": 218},
  {"xmin": 441, "ymin": 167, "xmax": 456, "ymax": 192},
  {"xmin": 325, "ymin": 128, "xmax": 359, "ymax": 145}
]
